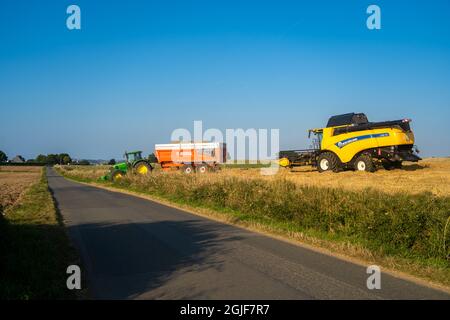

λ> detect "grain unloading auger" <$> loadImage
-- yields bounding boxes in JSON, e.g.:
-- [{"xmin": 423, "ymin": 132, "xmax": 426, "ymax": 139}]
[{"xmin": 279, "ymin": 113, "xmax": 421, "ymax": 172}]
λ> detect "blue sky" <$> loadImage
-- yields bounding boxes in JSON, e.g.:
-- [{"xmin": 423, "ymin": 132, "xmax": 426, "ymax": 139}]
[{"xmin": 1, "ymin": 0, "xmax": 449, "ymax": 160}]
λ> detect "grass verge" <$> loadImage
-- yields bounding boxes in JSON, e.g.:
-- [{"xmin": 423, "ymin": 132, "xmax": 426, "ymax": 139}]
[
  {"xmin": 56, "ymin": 167, "xmax": 450, "ymax": 290},
  {"xmin": 0, "ymin": 168, "xmax": 79, "ymax": 299}
]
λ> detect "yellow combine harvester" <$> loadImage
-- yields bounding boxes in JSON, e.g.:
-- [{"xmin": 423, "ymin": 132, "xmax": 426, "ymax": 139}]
[{"xmin": 279, "ymin": 113, "xmax": 421, "ymax": 172}]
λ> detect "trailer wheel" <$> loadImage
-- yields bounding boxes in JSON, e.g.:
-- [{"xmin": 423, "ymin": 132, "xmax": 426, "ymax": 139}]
[
  {"xmin": 181, "ymin": 164, "xmax": 194, "ymax": 174},
  {"xmin": 317, "ymin": 152, "xmax": 338, "ymax": 173},
  {"xmin": 196, "ymin": 164, "xmax": 208, "ymax": 173},
  {"xmin": 354, "ymin": 154, "xmax": 376, "ymax": 172}
]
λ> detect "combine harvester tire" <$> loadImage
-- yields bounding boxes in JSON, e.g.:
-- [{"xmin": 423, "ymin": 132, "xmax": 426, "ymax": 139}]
[
  {"xmin": 317, "ymin": 152, "xmax": 340, "ymax": 173},
  {"xmin": 353, "ymin": 154, "xmax": 376, "ymax": 172}
]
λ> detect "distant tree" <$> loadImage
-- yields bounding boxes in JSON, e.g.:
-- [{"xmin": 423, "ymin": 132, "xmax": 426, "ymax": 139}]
[
  {"xmin": 46, "ymin": 154, "xmax": 59, "ymax": 165},
  {"xmin": 60, "ymin": 154, "xmax": 72, "ymax": 165},
  {"xmin": 108, "ymin": 159, "xmax": 116, "ymax": 165},
  {"xmin": 0, "ymin": 150, "xmax": 7, "ymax": 162},
  {"xmin": 64, "ymin": 156, "xmax": 71, "ymax": 164},
  {"xmin": 147, "ymin": 153, "xmax": 157, "ymax": 163},
  {"xmin": 36, "ymin": 154, "xmax": 47, "ymax": 163},
  {"xmin": 35, "ymin": 153, "xmax": 72, "ymax": 165}
]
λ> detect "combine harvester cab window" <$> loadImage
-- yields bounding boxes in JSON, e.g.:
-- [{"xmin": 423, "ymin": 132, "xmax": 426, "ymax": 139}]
[{"xmin": 312, "ymin": 132, "xmax": 322, "ymax": 150}]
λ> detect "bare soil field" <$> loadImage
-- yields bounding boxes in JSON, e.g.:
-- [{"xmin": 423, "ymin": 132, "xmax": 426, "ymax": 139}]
[{"xmin": 0, "ymin": 166, "xmax": 42, "ymax": 212}]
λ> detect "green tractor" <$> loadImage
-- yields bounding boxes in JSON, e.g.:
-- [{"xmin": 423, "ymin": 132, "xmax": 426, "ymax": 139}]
[{"xmin": 100, "ymin": 151, "xmax": 153, "ymax": 181}]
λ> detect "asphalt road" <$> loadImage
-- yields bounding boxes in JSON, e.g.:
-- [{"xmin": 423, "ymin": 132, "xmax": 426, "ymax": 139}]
[{"xmin": 47, "ymin": 167, "xmax": 449, "ymax": 299}]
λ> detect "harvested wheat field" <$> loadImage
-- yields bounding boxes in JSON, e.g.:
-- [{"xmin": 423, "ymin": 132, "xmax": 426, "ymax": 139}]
[
  {"xmin": 59, "ymin": 158, "xmax": 450, "ymax": 197},
  {"xmin": 222, "ymin": 158, "xmax": 450, "ymax": 197},
  {"xmin": 0, "ymin": 166, "xmax": 42, "ymax": 212}
]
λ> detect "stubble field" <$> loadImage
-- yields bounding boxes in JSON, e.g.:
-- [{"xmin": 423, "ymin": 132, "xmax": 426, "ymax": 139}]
[
  {"xmin": 59, "ymin": 158, "xmax": 450, "ymax": 197},
  {"xmin": 0, "ymin": 166, "xmax": 42, "ymax": 213}
]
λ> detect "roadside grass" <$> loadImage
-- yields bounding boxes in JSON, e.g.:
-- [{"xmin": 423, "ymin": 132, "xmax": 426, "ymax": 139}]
[
  {"xmin": 56, "ymin": 166, "xmax": 450, "ymax": 288},
  {"xmin": 0, "ymin": 168, "xmax": 79, "ymax": 299}
]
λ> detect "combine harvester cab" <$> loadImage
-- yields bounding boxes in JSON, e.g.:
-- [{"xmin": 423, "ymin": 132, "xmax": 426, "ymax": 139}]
[
  {"xmin": 155, "ymin": 142, "xmax": 226, "ymax": 173},
  {"xmin": 279, "ymin": 113, "xmax": 421, "ymax": 173}
]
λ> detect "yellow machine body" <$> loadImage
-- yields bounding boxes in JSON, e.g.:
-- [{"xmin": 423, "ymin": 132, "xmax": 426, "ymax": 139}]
[{"xmin": 317, "ymin": 126, "xmax": 415, "ymax": 164}]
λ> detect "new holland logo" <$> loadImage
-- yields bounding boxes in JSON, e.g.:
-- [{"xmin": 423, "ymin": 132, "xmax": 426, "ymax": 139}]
[{"xmin": 335, "ymin": 133, "xmax": 389, "ymax": 148}]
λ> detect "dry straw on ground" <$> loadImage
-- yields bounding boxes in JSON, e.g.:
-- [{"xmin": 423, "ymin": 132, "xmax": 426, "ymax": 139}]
[
  {"xmin": 61, "ymin": 158, "xmax": 450, "ymax": 197},
  {"xmin": 0, "ymin": 166, "xmax": 42, "ymax": 212},
  {"xmin": 222, "ymin": 158, "xmax": 450, "ymax": 197}
]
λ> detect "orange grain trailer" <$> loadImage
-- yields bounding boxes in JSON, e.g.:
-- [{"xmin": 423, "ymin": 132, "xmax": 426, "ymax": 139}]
[{"xmin": 154, "ymin": 142, "xmax": 226, "ymax": 173}]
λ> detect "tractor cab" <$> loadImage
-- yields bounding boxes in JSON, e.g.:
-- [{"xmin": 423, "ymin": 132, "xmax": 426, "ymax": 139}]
[{"xmin": 124, "ymin": 151, "xmax": 143, "ymax": 163}]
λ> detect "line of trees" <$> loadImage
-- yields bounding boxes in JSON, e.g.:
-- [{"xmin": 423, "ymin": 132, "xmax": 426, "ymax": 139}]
[
  {"xmin": 0, "ymin": 150, "xmax": 74, "ymax": 165},
  {"xmin": 35, "ymin": 153, "xmax": 72, "ymax": 165}
]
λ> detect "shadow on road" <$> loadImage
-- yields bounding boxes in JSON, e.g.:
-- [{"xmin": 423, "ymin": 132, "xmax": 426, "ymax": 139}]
[{"xmin": 69, "ymin": 219, "xmax": 243, "ymax": 299}]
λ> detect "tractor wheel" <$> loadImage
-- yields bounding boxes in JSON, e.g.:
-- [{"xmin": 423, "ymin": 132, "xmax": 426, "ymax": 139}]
[
  {"xmin": 181, "ymin": 164, "xmax": 194, "ymax": 174},
  {"xmin": 354, "ymin": 154, "xmax": 376, "ymax": 172},
  {"xmin": 317, "ymin": 152, "xmax": 339, "ymax": 173},
  {"xmin": 134, "ymin": 162, "xmax": 152, "ymax": 175},
  {"xmin": 196, "ymin": 164, "xmax": 208, "ymax": 174},
  {"xmin": 111, "ymin": 169, "xmax": 125, "ymax": 181}
]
